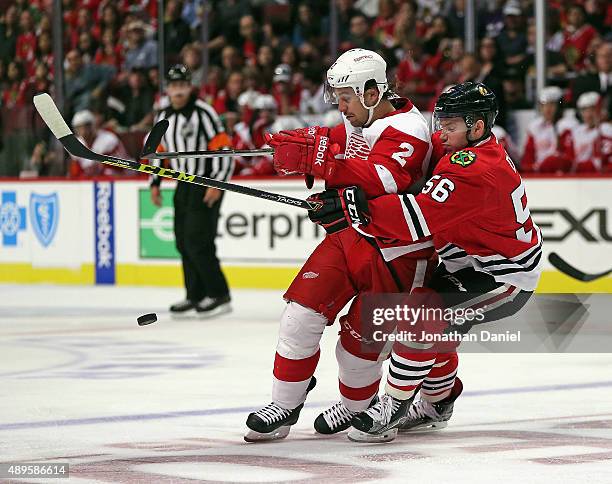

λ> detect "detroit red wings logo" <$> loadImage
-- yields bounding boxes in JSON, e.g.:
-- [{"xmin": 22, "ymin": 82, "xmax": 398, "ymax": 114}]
[{"xmin": 345, "ymin": 132, "xmax": 370, "ymax": 160}]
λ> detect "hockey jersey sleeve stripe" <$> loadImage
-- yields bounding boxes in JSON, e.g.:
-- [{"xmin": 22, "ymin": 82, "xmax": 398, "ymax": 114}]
[
  {"xmin": 379, "ymin": 240, "xmax": 435, "ymax": 261},
  {"xmin": 441, "ymin": 249, "xmax": 469, "ymax": 260},
  {"xmin": 401, "ymin": 194, "xmax": 431, "ymax": 239},
  {"xmin": 437, "ymin": 243, "xmax": 456, "ymax": 256},
  {"xmin": 487, "ymin": 252, "xmax": 542, "ymax": 276},
  {"xmin": 374, "ymin": 164, "xmax": 398, "ymax": 193}
]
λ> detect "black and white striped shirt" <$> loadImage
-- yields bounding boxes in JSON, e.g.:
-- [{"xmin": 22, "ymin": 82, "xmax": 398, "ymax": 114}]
[{"xmin": 151, "ymin": 94, "xmax": 233, "ymax": 186}]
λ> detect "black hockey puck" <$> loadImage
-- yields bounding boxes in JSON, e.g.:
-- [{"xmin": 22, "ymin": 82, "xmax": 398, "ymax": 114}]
[{"xmin": 137, "ymin": 313, "xmax": 158, "ymax": 326}]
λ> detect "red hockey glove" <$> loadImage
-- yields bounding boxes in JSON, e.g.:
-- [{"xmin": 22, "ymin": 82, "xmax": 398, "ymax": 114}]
[
  {"xmin": 266, "ymin": 127, "xmax": 341, "ymax": 178},
  {"xmin": 308, "ymin": 186, "xmax": 370, "ymax": 234}
]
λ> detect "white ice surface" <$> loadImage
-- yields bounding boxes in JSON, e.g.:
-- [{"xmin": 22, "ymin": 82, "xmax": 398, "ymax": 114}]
[{"xmin": 1, "ymin": 285, "xmax": 612, "ymax": 483}]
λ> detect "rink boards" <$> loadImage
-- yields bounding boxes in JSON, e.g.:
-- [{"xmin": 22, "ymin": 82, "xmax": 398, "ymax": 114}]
[{"xmin": 0, "ymin": 176, "xmax": 610, "ymax": 292}]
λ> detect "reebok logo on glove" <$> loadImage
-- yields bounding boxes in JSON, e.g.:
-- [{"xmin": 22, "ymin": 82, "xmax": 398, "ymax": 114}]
[
  {"xmin": 266, "ymin": 126, "xmax": 338, "ymax": 179},
  {"xmin": 315, "ymin": 136, "xmax": 329, "ymax": 166}
]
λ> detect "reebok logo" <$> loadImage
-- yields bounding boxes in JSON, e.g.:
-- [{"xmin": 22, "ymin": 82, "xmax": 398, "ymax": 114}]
[
  {"xmin": 302, "ymin": 271, "xmax": 319, "ymax": 279},
  {"xmin": 315, "ymin": 136, "xmax": 329, "ymax": 166}
]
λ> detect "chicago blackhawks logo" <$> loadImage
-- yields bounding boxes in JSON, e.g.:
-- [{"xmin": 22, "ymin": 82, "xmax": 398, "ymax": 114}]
[{"xmin": 450, "ymin": 150, "xmax": 476, "ymax": 167}]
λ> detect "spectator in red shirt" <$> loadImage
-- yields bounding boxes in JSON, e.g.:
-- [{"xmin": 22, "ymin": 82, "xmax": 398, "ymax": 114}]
[
  {"xmin": 371, "ymin": 0, "xmax": 398, "ymax": 49},
  {"xmin": 396, "ymin": 40, "xmax": 438, "ymax": 105},
  {"xmin": 15, "ymin": 10, "xmax": 37, "ymax": 68},
  {"xmin": 26, "ymin": 61, "xmax": 52, "ymax": 102},
  {"xmin": 63, "ymin": 0, "xmax": 79, "ymax": 31},
  {"xmin": 213, "ymin": 70, "xmax": 244, "ymax": 114},
  {"xmin": 255, "ymin": 44, "xmax": 276, "ymax": 87},
  {"xmin": 562, "ymin": 4, "xmax": 599, "ymax": 71},
  {"xmin": 199, "ymin": 65, "xmax": 223, "ymax": 106},
  {"xmin": 32, "ymin": 31, "xmax": 54, "ymax": 78},
  {"xmin": 94, "ymin": 28, "xmax": 123, "ymax": 70},
  {"xmin": 2, "ymin": 60, "xmax": 28, "ymax": 108},
  {"xmin": 69, "ymin": 9, "xmax": 100, "ymax": 49},
  {"xmin": 238, "ymin": 14, "xmax": 262, "ymax": 65},
  {"xmin": 99, "ymin": 3, "xmax": 121, "ymax": 35}
]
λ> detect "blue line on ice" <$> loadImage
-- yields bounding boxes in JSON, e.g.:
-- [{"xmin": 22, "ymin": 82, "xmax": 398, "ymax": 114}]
[{"xmin": 2, "ymin": 380, "xmax": 612, "ymax": 431}]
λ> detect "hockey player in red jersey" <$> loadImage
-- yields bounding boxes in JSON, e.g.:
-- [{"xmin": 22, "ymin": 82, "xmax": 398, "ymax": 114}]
[
  {"xmin": 309, "ymin": 82, "xmax": 542, "ymax": 442},
  {"xmin": 244, "ymin": 49, "xmax": 438, "ymax": 442}
]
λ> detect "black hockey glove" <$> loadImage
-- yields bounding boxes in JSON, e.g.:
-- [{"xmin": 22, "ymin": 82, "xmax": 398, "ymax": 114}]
[{"xmin": 308, "ymin": 186, "xmax": 371, "ymax": 234}]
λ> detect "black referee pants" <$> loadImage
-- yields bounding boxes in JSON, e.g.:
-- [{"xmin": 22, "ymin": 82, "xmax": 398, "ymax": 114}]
[{"xmin": 173, "ymin": 183, "xmax": 229, "ymax": 303}]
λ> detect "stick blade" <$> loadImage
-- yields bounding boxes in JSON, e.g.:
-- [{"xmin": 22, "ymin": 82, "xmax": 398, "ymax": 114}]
[
  {"xmin": 33, "ymin": 93, "xmax": 72, "ymax": 140},
  {"xmin": 548, "ymin": 252, "xmax": 611, "ymax": 282},
  {"xmin": 141, "ymin": 119, "xmax": 169, "ymax": 157}
]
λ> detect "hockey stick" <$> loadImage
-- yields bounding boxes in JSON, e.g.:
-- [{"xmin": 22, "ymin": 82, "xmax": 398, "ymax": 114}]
[
  {"xmin": 141, "ymin": 118, "xmax": 169, "ymax": 158},
  {"xmin": 33, "ymin": 94, "xmax": 320, "ymax": 211},
  {"xmin": 140, "ymin": 118, "xmax": 274, "ymax": 159},
  {"xmin": 548, "ymin": 252, "xmax": 612, "ymax": 282}
]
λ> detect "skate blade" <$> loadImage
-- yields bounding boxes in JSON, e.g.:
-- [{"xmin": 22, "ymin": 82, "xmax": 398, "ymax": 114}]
[
  {"xmin": 170, "ymin": 311, "xmax": 197, "ymax": 320},
  {"xmin": 347, "ymin": 427, "xmax": 398, "ymax": 443},
  {"xmin": 197, "ymin": 303, "xmax": 232, "ymax": 320},
  {"xmin": 244, "ymin": 425, "xmax": 291, "ymax": 443},
  {"xmin": 398, "ymin": 421, "xmax": 448, "ymax": 433}
]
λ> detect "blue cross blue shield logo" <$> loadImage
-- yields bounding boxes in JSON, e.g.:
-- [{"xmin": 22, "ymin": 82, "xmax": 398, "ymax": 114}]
[
  {"xmin": 0, "ymin": 191, "xmax": 27, "ymax": 246},
  {"xmin": 30, "ymin": 192, "xmax": 59, "ymax": 247}
]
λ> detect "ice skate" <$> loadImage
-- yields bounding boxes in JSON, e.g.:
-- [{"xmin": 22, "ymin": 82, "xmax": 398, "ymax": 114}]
[
  {"xmin": 244, "ymin": 376, "xmax": 316, "ymax": 442},
  {"xmin": 196, "ymin": 295, "xmax": 232, "ymax": 319},
  {"xmin": 399, "ymin": 378, "xmax": 463, "ymax": 432},
  {"xmin": 348, "ymin": 394, "xmax": 412, "ymax": 443},
  {"xmin": 169, "ymin": 299, "xmax": 197, "ymax": 318},
  {"xmin": 314, "ymin": 397, "xmax": 377, "ymax": 435}
]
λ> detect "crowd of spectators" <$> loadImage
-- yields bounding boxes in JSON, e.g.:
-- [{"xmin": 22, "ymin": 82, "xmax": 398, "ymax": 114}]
[{"xmin": 0, "ymin": 0, "xmax": 610, "ymax": 177}]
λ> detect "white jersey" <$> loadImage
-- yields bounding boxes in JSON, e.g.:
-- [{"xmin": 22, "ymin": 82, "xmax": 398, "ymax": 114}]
[
  {"xmin": 569, "ymin": 122, "xmax": 612, "ymax": 170},
  {"xmin": 74, "ymin": 129, "xmax": 128, "ymax": 175},
  {"xmin": 523, "ymin": 115, "xmax": 577, "ymax": 166}
]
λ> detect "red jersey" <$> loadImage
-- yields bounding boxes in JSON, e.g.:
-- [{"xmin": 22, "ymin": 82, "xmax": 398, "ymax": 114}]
[
  {"xmin": 360, "ymin": 135, "xmax": 542, "ymax": 291},
  {"xmin": 325, "ymin": 97, "xmax": 435, "ymax": 261}
]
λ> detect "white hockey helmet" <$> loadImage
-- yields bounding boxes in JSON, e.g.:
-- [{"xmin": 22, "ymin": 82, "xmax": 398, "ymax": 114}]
[
  {"xmin": 324, "ymin": 48, "xmax": 388, "ymax": 114},
  {"xmin": 538, "ymin": 86, "xmax": 563, "ymax": 104},
  {"xmin": 253, "ymin": 94, "xmax": 278, "ymax": 111},
  {"xmin": 576, "ymin": 91, "xmax": 601, "ymax": 109},
  {"xmin": 72, "ymin": 110, "xmax": 95, "ymax": 128}
]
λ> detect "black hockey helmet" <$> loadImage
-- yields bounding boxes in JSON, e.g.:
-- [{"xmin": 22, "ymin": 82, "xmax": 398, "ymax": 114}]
[
  {"xmin": 433, "ymin": 82, "xmax": 498, "ymax": 143},
  {"xmin": 166, "ymin": 64, "xmax": 191, "ymax": 83}
]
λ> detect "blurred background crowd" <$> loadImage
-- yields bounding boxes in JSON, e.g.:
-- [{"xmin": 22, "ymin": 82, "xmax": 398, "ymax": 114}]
[{"xmin": 0, "ymin": 0, "xmax": 610, "ymax": 177}]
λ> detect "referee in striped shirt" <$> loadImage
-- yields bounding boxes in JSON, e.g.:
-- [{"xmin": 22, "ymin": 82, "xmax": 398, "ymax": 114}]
[{"xmin": 150, "ymin": 64, "xmax": 233, "ymax": 318}]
